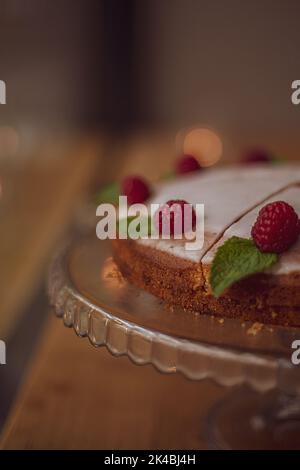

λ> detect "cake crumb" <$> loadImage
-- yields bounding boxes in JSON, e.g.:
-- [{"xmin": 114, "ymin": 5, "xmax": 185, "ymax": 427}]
[
  {"xmin": 247, "ymin": 322, "xmax": 263, "ymax": 336},
  {"xmin": 241, "ymin": 322, "xmax": 246, "ymax": 328},
  {"xmin": 271, "ymin": 311, "xmax": 278, "ymax": 319},
  {"xmin": 106, "ymin": 268, "xmax": 123, "ymax": 282},
  {"xmin": 103, "ymin": 259, "xmax": 125, "ymax": 284},
  {"xmin": 218, "ymin": 318, "xmax": 224, "ymax": 324},
  {"xmin": 164, "ymin": 302, "xmax": 174, "ymax": 312}
]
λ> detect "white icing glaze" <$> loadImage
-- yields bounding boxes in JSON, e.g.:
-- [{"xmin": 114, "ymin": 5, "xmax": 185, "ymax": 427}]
[
  {"xmin": 137, "ymin": 165, "xmax": 300, "ymax": 271},
  {"xmin": 203, "ymin": 185, "xmax": 300, "ymax": 275}
]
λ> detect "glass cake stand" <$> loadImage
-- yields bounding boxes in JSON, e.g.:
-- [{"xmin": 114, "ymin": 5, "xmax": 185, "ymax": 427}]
[{"xmin": 48, "ymin": 233, "xmax": 300, "ymax": 449}]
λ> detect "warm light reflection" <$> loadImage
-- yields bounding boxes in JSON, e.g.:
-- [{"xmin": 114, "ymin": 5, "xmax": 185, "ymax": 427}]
[
  {"xmin": 101, "ymin": 256, "xmax": 125, "ymax": 288},
  {"xmin": 0, "ymin": 126, "xmax": 20, "ymax": 158},
  {"xmin": 182, "ymin": 126, "xmax": 223, "ymax": 167}
]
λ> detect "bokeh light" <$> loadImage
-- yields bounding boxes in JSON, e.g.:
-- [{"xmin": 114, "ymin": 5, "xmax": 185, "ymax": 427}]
[{"xmin": 182, "ymin": 126, "xmax": 223, "ymax": 167}]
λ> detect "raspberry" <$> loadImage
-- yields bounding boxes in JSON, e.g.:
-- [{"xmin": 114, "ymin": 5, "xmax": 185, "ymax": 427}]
[
  {"xmin": 154, "ymin": 199, "xmax": 196, "ymax": 236},
  {"xmin": 251, "ymin": 201, "xmax": 300, "ymax": 253},
  {"xmin": 121, "ymin": 176, "xmax": 151, "ymax": 204},
  {"xmin": 241, "ymin": 148, "xmax": 273, "ymax": 165},
  {"xmin": 176, "ymin": 155, "xmax": 201, "ymax": 174}
]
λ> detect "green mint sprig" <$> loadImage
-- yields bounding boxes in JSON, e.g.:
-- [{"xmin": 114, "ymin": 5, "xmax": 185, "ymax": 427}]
[
  {"xmin": 210, "ymin": 236, "xmax": 278, "ymax": 297},
  {"xmin": 160, "ymin": 171, "xmax": 176, "ymax": 181},
  {"xmin": 117, "ymin": 215, "xmax": 154, "ymax": 238},
  {"xmin": 94, "ymin": 182, "xmax": 120, "ymax": 205}
]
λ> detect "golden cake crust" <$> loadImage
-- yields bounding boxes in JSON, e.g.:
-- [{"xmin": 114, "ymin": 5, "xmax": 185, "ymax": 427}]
[{"xmin": 112, "ymin": 239, "xmax": 300, "ymax": 327}]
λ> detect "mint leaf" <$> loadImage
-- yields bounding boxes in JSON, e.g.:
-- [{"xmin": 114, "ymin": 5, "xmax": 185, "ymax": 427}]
[
  {"xmin": 117, "ymin": 216, "xmax": 153, "ymax": 237},
  {"xmin": 161, "ymin": 171, "xmax": 175, "ymax": 181},
  {"xmin": 94, "ymin": 182, "xmax": 120, "ymax": 205},
  {"xmin": 210, "ymin": 236, "xmax": 278, "ymax": 297},
  {"xmin": 271, "ymin": 155, "xmax": 284, "ymax": 165}
]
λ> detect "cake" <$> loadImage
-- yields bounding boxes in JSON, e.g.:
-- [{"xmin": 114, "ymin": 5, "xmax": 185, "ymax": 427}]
[{"xmin": 112, "ymin": 165, "xmax": 300, "ymax": 327}]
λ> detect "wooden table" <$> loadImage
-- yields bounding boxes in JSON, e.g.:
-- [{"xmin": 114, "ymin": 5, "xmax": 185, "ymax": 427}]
[
  {"xmin": 0, "ymin": 134, "xmax": 103, "ymax": 340},
  {"xmin": 0, "ymin": 315, "xmax": 224, "ymax": 449}
]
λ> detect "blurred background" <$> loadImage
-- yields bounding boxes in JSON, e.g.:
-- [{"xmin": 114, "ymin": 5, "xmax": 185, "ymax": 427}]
[
  {"xmin": 0, "ymin": 0, "xmax": 299, "ymax": 448},
  {"xmin": 1, "ymin": 0, "xmax": 300, "ymax": 134}
]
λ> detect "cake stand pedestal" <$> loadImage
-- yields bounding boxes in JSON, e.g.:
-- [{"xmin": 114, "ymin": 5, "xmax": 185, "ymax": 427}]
[
  {"xmin": 206, "ymin": 387, "xmax": 300, "ymax": 449},
  {"xmin": 48, "ymin": 235, "xmax": 300, "ymax": 450}
]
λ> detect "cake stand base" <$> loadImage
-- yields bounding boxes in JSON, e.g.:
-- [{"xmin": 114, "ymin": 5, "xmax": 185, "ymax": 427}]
[{"xmin": 206, "ymin": 387, "xmax": 300, "ymax": 449}]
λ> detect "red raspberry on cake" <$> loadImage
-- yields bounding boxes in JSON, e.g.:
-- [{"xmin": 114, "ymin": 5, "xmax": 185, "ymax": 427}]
[
  {"xmin": 241, "ymin": 148, "xmax": 273, "ymax": 165},
  {"xmin": 154, "ymin": 199, "xmax": 196, "ymax": 236},
  {"xmin": 251, "ymin": 201, "xmax": 300, "ymax": 253},
  {"xmin": 176, "ymin": 155, "xmax": 201, "ymax": 174},
  {"xmin": 121, "ymin": 176, "xmax": 151, "ymax": 205}
]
